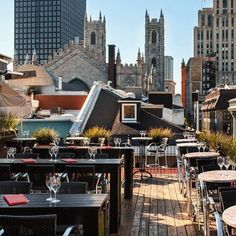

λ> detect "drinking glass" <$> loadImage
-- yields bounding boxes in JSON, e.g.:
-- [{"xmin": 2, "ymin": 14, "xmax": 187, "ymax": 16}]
[
  {"xmin": 52, "ymin": 145, "xmax": 59, "ymax": 162},
  {"xmin": 196, "ymin": 142, "xmax": 202, "ymax": 152},
  {"xmin": 53, "ymin": 137, "xmax": 60, "ymax": 146},
  {"xmin": 83, "ymin": 138, "xmax": 90, "ymax": 146},
  {"xmin": 117, "ymin": 138, "xmax": 122, "ymax": 147},
  {"xmin": 224, "ymin": 156, "xmax": 230, "ymax": 172},
  {"xmin": 217, "ymin": 156, "xmax": 224, "ymax": 170},
  {"xmin": 91, "ymin": 147, "xmax": 97, "ymax": 160},
  {"xmin": 51, "ymin": 175, "xmax": 61, "ymax": 203},
  {"xmin": 49, "ymin": 146, "xmax": 54, "ymax": 161},
  {"xmin": 140, "ymin": 130, "xmax": 146, "ymax": 137},
  {"xmin": 88, "ymin": 147, "xmax": 93, "ymax": 161},
  {"xmin": 114, "ymin": 138, "xmax": 118, "ymax": 147},
  {"xmin": 25, "ymin": 130, "xmax": 30, "ymax": 138},
  {"xmin": 7, "ymin": 147, "xmax": 13, "ymax": 161},
  {"xmin": 45, "ymin": 174, "xmax": 53, "ymax": 201},
  {"xmin": 75, "ymin": 131, "xmax": 80, "ymax": 137}
]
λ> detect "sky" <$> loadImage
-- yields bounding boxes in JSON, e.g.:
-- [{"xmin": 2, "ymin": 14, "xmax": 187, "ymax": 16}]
[{"xmin": 0, "ymin": 0, "xmax": 213, "ymax": 93}]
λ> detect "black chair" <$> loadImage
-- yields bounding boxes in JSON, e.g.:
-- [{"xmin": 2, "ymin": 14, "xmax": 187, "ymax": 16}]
[
  {"xmin": 59, "ymin": 182, "xmax": 88, "ymax": 194},
  {"xmin": 25, "ymin": 164, "xmax": 55, "ymax": 191},
  {"xmin": 65, "ymin": 165, "xmax": 98, "ymax": 192},
  {"xmin": 0, "ymin": 165, "xmax": 11, "ymax": 181},
  {"xmin": 0, "ymin": 214, "xmax": 81, "ymax": 236},
  {"xmin": 57, "ymin": 152, "xmax": 75, "ymax": 159},
  {"xmin": 196, "ymin": 158, "xmax": 218, "ymax": 174},
  {"xmin": 0, "ymin": 181, "xmax": 32, "ymax": 194}
]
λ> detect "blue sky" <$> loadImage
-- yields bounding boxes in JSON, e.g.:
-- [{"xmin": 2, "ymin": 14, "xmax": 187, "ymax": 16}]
[{"xmin": 0, "ymin": 0, "xmax": 213, "ymax": 93}]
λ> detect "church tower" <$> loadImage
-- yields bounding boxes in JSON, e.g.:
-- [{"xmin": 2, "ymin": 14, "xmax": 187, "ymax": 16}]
[
  {"xmin": 145, "ymin": 10, "xmax": 165, "ymax": 91},
  {"xmin": 84, "ymin": 12, "xmax": 106, "ymax": 62}
]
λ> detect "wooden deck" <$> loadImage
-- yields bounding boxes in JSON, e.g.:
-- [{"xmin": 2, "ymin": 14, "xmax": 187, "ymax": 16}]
[{"xmin": 113, "ymin": 168, "xmax": 199, "ymax": 236}]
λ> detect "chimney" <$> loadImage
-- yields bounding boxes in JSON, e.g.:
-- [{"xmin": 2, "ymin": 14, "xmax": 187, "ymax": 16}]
[
  {"xmin": 58, "ymin": 76, "xmax": 62, "ymax": 91},
  {"xmin": 108, "ymin": 44, "xmax": 116, "ymax": 88}
]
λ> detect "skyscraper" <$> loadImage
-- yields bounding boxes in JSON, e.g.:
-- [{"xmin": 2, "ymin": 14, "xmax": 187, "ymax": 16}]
[
  {"xmin": 194, "ymin": 0, "xmax": 236, "ymax": 85},
  {"xmin": 14, "ymin": 0, "xmax": 86, "ymax": 65},
  {"xmin": 164, "ymin": 56, "xmax": 173, "ymax": 81}
]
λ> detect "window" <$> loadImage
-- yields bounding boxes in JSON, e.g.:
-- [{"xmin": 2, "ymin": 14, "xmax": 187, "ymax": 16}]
[
  {"xmin": 91, "ymin": 32, "xmax": 96, "ymax": 45},
  {"xmin": 151, "ymin": 30, "xmax": 157, "ymax": 44},
  {"xmin": 151, "ymin": 57, "xmax": 156, "ymax": 68},
  {"xmin": 121, "ymin": 104, "xmax": 137, "ymax": 123}
]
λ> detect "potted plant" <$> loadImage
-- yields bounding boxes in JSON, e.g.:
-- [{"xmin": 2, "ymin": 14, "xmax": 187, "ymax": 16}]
[
  {"xmin": 147, "ymin": 127, "xmax": 174, "ymax": 144},
  {"xmin": 84, "ymin": 126, "xmax": 111, "ymax": 145},
  {"xmin": 32, "ymin": 127, "xmax": 59, "ymax": 145},
  {"xmin": 0, "ymin": 112, "xmax": 20, "ymax": 137}
]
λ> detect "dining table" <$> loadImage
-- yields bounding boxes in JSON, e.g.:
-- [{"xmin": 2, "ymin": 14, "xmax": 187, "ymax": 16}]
[
  {"xmin": 0, "ymin": 193, "xmax": 109, "ymax": 236},
  {"xmin": 175, "ymin": 138, "xmax": 197, "ymax": 143},
  {"xmin": 0, "ymin": 158, "xmax": 122, "ymax": 234},
  {"xmin": 222, "ymin": 205, "xmax": 236, "ymax": 229},
  {"xmin": 32, "ymin": 145, "xmax": 134, "ymax": 200},
  {"xmin": 198, "ymin": 170, "xmax": 236, "ymax": 236}
]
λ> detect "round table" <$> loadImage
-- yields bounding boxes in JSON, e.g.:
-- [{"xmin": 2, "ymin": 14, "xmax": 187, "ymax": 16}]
[
  {"xmin": 176, "ymin": 142, "xmax": 198, "ymax": 148},
  {"xmin": 132, "ymin": 137, "xmax": 152, "ymax": 178},
  {"xmin": 66, "ymin": 137, "xmax": 89, "ymax": 141},
  {"xmin": 176, "ymin": 138, "xmax": 197, "ymax": 143},
  {"xmin": 198, "ymin": 170, "xmax": 236, "ymax": 183},
  {"xmin": 185, "ymin": 151, "xmax": 219, "ymax": 159},
  {"xmin": 222, "ymin": 205, "xmax": 236, "ymax": 228}
]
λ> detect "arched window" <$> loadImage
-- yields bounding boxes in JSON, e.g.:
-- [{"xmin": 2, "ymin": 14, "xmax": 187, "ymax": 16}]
[
  {"xmin": 151, "ymin": 30, "xmax": 157, "ymax": 44},
  {"xmin": 91, "ymin": 32, "xmax": 96, "ymax": 45},
  {"xmin": 151, "ymin": 57, "xmax": 156, "ymax": 68}
]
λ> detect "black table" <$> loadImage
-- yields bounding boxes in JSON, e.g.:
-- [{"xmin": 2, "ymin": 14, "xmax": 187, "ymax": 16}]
[
  {"xmin": 0, "ymin": 194, "xmax": 108, "ymax": 236},
  {"xmin": 33, "ymin": 145, "xmax": 134, "ymax": 199},
  {"xmin": 0, "ymin": 158, "xmax": 121, "ymax": 234}
]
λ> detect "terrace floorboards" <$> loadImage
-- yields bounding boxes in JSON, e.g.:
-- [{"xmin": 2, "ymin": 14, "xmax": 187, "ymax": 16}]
[{"xmin": 112, "ymin": 168, "xmax": 199, "ymax": 236}]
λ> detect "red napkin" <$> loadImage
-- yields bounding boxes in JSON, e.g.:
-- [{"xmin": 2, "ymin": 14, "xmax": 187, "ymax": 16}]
[
  {"xmin": 21, "ymin": 159, "xmax": 36, "ymax": 164},
  {"xmin": 3, "ymin": 194, "xmax": 29, "ymax": 206},
  {"xmin": 61, "ymin": 158, "xmax": 77, "ymax": 163}
]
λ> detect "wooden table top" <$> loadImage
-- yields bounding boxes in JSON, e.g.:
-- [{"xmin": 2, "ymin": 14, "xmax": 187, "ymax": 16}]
[
  {"xmin": 198, "ymin": 170, "xmax": 236, "ymax": 183},
  {"xmin": 223, "ymin": 205, "xmax": 236, "ymax": 228},
  {"xmin": 185, "ymin": 151, "xmax": 219, "ymax": 159}
]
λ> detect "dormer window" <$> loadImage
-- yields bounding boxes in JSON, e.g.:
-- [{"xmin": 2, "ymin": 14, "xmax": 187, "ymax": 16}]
[
  {"xmin": 119, "ymin": 99, "xmax": 141, "ymax": 123},
  {"xmin": 122, "ymin": 103, "xmax": 137, "ymax": 122}
]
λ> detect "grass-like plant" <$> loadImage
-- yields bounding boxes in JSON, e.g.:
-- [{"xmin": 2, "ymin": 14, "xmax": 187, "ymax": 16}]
[
  {"xmin": 0, "ymin": 113, "xmax": 20, "ymax": 135},
  {"xmin": 84, "ymin": 126, "xmax": 111, "ymax": 140},
  {"xmin": 32, "ymin": 127, "xmax": 59, "ymax": 141},
  {"xmin": 147, "ymin": 127, "xmax": 174, "ymax": 139}
]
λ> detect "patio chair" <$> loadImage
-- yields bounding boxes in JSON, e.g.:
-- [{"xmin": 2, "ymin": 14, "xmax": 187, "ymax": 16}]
[
  {"xmin": 0, "ymin": 181, "xmax": 32, "ymax": 194},
  {"xmin": 59, "ymin": 182, "xmax": 88, "ymax": 194},
  {"xmin": 0, "ymin": 214, "xmax": 81, "ymax": 236},
  {"xmin": 0, "ymin": 165, "xmax": 12, "ymax": 181}
]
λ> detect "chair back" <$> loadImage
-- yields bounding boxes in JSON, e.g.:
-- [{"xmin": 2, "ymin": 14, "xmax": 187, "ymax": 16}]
[
  {"xmin": 0, "ymin": 214, "xmax": 57, "ymax": 236},
  {"xmin": 0, "ymin": 181, "xmax": 32, "ymax": 194},
  {"xmin": 196, "ymin": 158, "xmax": 217, "ymax": 173},
  {"xmin": 65, "ymin": 165, "xmax": 95, "ymax": 190},
  {"xmin": 220, "ymin": 189, "xmax": 236, "ymax": 211},
  {"xmin": 59, "ymin": 182, "xmax": 88, "ymax": 194},
  {"xmin": 0, "ymin": 165, "xmax": 11, "ymax": 181},
  {"xmin": 25, "ymin": 165, "xmax": 55, "ymax": 191},
  {"xmin": 57, "ymin": 152, "xmax": 75, "ymax": 159}
]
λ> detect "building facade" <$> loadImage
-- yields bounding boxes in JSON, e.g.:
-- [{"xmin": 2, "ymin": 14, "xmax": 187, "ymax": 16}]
[
  {"xmin": 145, "ymin": 10, "xmax": 165, "ymax": 91},
  {"xmin": 194, "ymin": 0, "xmax": 236, "ymax": 85},
  {"xmin": 14, "ymin": 0, "xmax": 86, "ymax": 65},
  {"xmin": 164, "ymin": 56, "xmax": 173, "ymax": 81}
]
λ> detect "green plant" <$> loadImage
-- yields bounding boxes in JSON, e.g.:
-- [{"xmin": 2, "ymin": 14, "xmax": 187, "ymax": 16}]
[
  {"xmin": 0, "ymin": 113, "xmax": 20, "ymax": 135},
  {"xmin": 147, "ymin": 127, "xmax": 174, "ymax": 139},
  {"xmin": 84, "ymin": 126, "xmax": 111, "ymax": 140},
  {"xmin": 32, "ymin": 128, "xmax": 59, "ymax": 141}
]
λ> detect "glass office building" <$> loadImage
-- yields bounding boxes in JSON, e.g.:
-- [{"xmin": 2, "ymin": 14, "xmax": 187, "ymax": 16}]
[{"xmin": 14, "ymin": 0, "xmax": 86, "ymax": 65}]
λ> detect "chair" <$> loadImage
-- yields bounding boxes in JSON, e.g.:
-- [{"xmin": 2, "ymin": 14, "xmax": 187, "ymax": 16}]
[
  {"xmin": 0, "ymin": 181, "xmax": 32, "ymax": 194},
  {"xmin": 59, "ymin": 182, "xmax": 88, "ymax": 194},
  {"xmin": 57, "ymin": 152, "xmax": 75, "ymax": 159},
  {"xmin": 25, "ymin": 164, "xmax": 55, "ymax": 191},
  {"xmin": 0, "ymin": 165, "xmax": 11, "ymax": 181},
  {"xmin": 0, "ymin": 214, "xmax": 81, "ymax": 236},
  {"xmin": 14, "ymin": 153, "xmax": 39, "ymax": 159}
]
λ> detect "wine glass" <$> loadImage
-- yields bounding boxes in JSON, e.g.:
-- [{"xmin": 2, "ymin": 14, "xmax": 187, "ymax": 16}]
[
  {"xmin": 53, "ymin": 137, "xmax": 60, "ymax": 146},
  {"xmin": 91, "ymin": 147, "xmax": 97, "ymax": 160},
  {"xmin": 117, "ymin": 138, "xmax": 122, "ymax": 147},
  {"xmin": 217, "ymin": 156, "xmax": 224, "ymax": 170},
  {"xmin": 196, "ymin": 142, "xmax": 202, "ymax": 152},
  {"xmin": 75, "ymin": 131, "xmax": 80, "ymax": 137},
  {"xmin": 140, "ymin": 130, "xmax": 146, "ymax": 137},
  {"xmin": 48, "ymin": 146, "xmax": 54, "ymax": 161},
  {"xmin": 114, "ymin": 138, "xmax": 118, "ymax": 147},
  {"xmin": 52, "ymin": 145, "xmax": 59, "ymax": 162},
  {"xmin": 7, "ymin": 147, "xmax": 13, "ymax": 161},
  {"xmin": 51, "ymin": 174, "xmax": 61, "ymax": 203},
  {"xmin": 45, "ymin": 174, "xmax": 53, "ymax": 201},
  {"xmin": 87, "ymin": 147, "xmax": 93, "ymax": 161},
  {"xmin": 224, "ymin": 156, "xmax": 231, "ymax": 172},
  {"xmin": 25, "ymin": 130, "xmax": 30, "ymax": 138}
]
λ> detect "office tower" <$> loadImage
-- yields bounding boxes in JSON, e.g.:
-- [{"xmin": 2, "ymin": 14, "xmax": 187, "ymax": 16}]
[
  {"xmin": 194, "ymin": 0, "xmax": 236, "ymax": 85},
  {"xmin": 164, "ymin": 56, "xmax": 173, "ymax": 81},
  {"xmin": 14, "ymin": 0, "xmax": 86, "ymax": 65}
]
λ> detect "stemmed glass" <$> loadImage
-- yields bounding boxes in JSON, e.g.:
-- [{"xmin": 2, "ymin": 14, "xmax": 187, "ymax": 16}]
[
  {"xmin": 140, "ymin": 130, "xmax": 146, "ymax": 137},
  {"xmin": 53, "ymin": 137, "xmax": 60, "ymax": 146},
  {"xmin": 224, "ymin": 156, "xmax": 231, "ymax": 174},
  {"xmin": 117, "ymin": 138, "xmax": 122, "ymax": 147},
  {"xmin": 52, "ymin": 145, "xmax": 59, "ymax": 162},
  {"xmin": 88, "ymin": 147, "xmax": 93, "ymax": 161},
  {"xmin": 217, "ymin": 156, "xmax": 224, "ymax": 171},
  {"xmin": 24, "ymin": 130, "xmax": 30, "ymax": 138},
  {"xmin": 114, "ymin": 138, "xmax": 118, "ymax": 147},
  {"xmin": 83, "ymin": 138, "xmax": 90, "ymax": 146},
  {"xmin": 7, "ymin": 147, "xmax": 16, "ymax": 162},
  {"xmin": 91, "ymin": 147, "xmax": 97, "ymax": 160},
  {"xmin": 45, "ymin": 174, "xmax": 53, "ymax": 201},
  {"xmin": 51, "ymin": 174, "xmax": 61, "ymax": 203},
  {"xmin": 196, "ymin": 142, "xmax": 202, "ymax": 152},
  {"xmin": 48, "ymin": 146, "xmax": 54, "ymax": 161}
]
